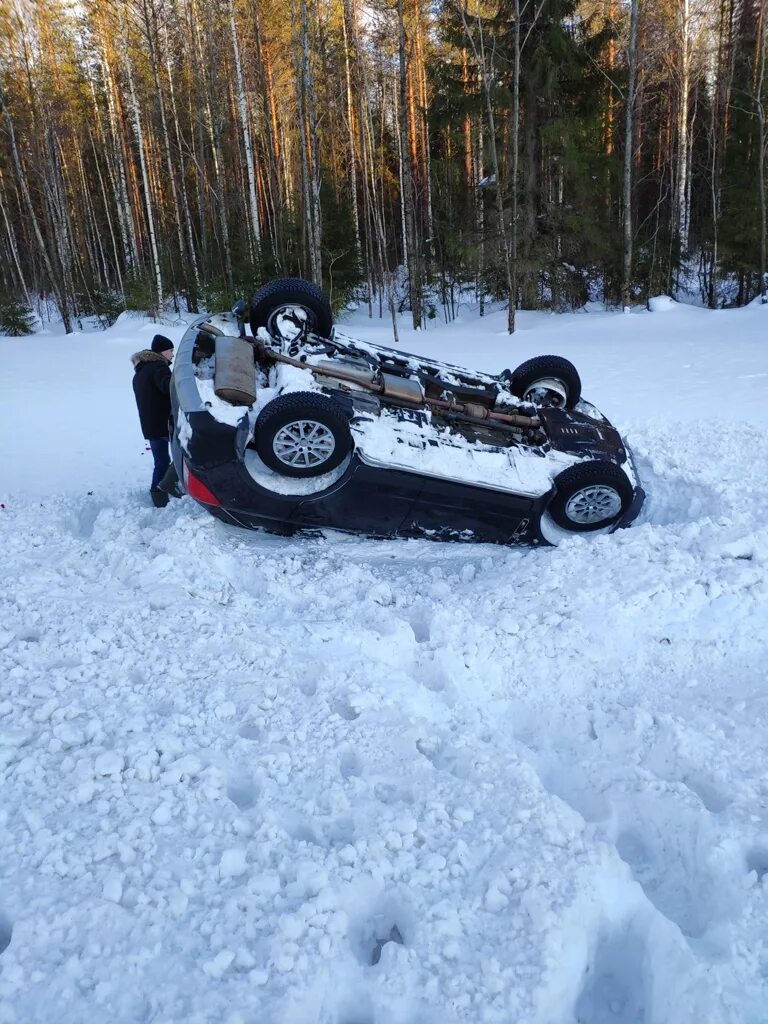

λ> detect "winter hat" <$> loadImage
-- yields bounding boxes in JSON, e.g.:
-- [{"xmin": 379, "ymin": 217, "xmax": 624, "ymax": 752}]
[{"xmin": 151, "ymin": 334, "xmax": 174, "ymax": 354}]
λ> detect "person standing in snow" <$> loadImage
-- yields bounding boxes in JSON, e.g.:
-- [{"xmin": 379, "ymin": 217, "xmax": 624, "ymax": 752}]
[{"xmin": 131, "ymin": 334, "xmax": 177, "ymax": 508}]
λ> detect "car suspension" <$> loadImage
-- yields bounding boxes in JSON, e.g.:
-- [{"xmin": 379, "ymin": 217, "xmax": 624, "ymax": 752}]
[{"xmin": 254, "ymin": 340, "xmax": 541, "ymax": 431}]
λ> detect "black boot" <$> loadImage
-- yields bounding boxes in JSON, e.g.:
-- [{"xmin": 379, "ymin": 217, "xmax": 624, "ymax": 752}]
[
  {"xmin": 150, "ymin": 488, "xmax": 169, "ymax": 508},
  {"xmin": 158, "ymin": 463, "xmax": 182, "ymax": 498}
]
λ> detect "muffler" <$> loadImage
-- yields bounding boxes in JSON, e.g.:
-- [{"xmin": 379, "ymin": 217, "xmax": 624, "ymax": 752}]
[{"xmin": 214, "ymin": 337, "xmax": 257, "ymax": 405}]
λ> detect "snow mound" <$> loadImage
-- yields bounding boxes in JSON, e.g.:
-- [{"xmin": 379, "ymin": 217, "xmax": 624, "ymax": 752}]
[{"xmin": 648, "ymin": 294, "xmax": 677, "ymax": 312}]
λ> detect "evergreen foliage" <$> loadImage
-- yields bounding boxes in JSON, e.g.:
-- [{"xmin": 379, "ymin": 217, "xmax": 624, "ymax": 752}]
[
  {"xmin": 0, "ymin": 0, "xmax": 765, "ymax": 325},
  {"xmin": 0, "ymin": 297, "xmax": 35, "ymax": 336}
]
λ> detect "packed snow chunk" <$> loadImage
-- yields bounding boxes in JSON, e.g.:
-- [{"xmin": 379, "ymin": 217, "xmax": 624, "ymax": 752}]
[
  {"xmin": 219, "ymin": 848, "xmax": 249, "ymax": 879},
  {"xmin": 94, "ymin": 751, "xmax": 125, "ymax": 777},
  {"xmin": 485, "ymin": 885, "xmax": 509, "ymax": 912},
  {"xmin": 648, "ymin": 294, "xmax": 677, "ymax": 312},
  {"xmin": 150, "ymin": 803, "xmax": 173, "ymax": 826},
  {"xmin": 102, "ymin": 874, "xmax": 124, "ymax": 904},
  {"xmin": 202, "ymin": 949, "xmax": 236, "ymax": 979}
]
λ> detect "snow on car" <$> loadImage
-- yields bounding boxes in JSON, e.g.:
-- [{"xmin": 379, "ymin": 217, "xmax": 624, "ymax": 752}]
[{"xmin": 171, "ymin": 278, "xmax": 644, "ymax": 545}]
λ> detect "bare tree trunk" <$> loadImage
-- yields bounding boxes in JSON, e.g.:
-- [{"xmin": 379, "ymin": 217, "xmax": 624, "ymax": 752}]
[
  {"xmin": 477, "ymin": 121, "xmax": 485, "ymax": 316},
  {"xmin": 459, "ymin": 4, "xmax": 513, "ymax": 331},
  {"xmin": 0, "ymin": 82, "xmax": 71, "ymax": 331},
  {"xmin": 88, "ymin": 128, "xmax": 124, "ymax": 294},
  {"xmin": 189, "ymin": 0, "xmax": 233, "ymax": 292},
  {"xmin": 395, "ymin": 77, "xmax": 409, "ymax": 276},
  {"xmin": 161, "ymin": 23, "xmax": 201, "ymax": 308},
  {"xmin": 0, "ymin": 169, "xmax": 31, "ymax": 306},
  {"xmin": 142, "ymin": 1, "xmax": 190, "ymax": 302},
  {"xmin": 676, "ymin": 0, "xmax": 692, "ymax": 259},
  {"xmin": 229, "ymin": 0, "xmax": 261, "ymax": 258},
  {"xmin": 101, "ymin": 49, "xmax": 140, "ymax": 269},
  {"xmin": 708, "ymin": 0, "xmax": 736, "ymax": 308},
  {"xmin": 122, "ymin": 26, "xmax": 164, "ymax": 312},
  {"xmin": 622, "ymin": 0, "xmax": 640, "ymax": 311},
  {"xmin": 510, "ymin": 0, "xmax": 521, "ymax": 331},
  {"xmin": 295, "ymin": 0, "xmax": 321, "ymax": 285},
  {"xmin": 342, "ymin": 0, "xmax": 362, "ymax": 272},
  {"xmin": 398, "ymin": 0, "xmax": 422, "ymax": 328},
  {"xmin": 758, "ymin": 0, "xmax": 768, "ymax": 302},
  {"xmin": 255, "ymin": 2, "xmax": 285, "ymax": 268},
  {"xmin": 418, "ymin": 30, "xmax": 434, "ymax": 252}
]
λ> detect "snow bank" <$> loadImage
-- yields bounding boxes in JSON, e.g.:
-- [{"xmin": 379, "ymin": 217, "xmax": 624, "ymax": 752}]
[
  {"xmin": 1, "ymin": 302, "xmax": 768, "ymax": 1022},
  {"xmin": 648, "ymin": 295, "xmax": 677, "ymax": 312}
]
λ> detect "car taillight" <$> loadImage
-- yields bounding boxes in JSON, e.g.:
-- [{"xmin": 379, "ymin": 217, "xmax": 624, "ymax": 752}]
[{"xmin": 184, "ymin": 465, "xmax": 221, "ymax": 507}]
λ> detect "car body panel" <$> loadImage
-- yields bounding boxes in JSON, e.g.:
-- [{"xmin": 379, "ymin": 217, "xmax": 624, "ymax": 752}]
[{"xmin": 170, "ymin": 311, "xmax": 644, "ymax": 545}]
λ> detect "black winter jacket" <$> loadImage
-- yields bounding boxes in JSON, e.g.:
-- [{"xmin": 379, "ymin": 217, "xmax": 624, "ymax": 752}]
[{"xmin": 132, "ymin": 350, "xmax": 172, "ymax": 439}]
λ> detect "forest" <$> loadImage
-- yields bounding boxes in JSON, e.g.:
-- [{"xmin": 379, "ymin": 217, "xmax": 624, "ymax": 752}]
[{"xmin": 0, "ymin": 0, "xmax": 766, "ymax": 334}]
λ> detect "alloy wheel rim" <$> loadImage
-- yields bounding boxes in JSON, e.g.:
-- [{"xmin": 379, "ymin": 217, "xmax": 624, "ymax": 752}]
[
  {"xmin": 564, "ymin": 484, "xmax": 622, "ymax": 524},
  {"xmin": 273, "ymin": 419, "xmax": 336, "ymax": 468}
]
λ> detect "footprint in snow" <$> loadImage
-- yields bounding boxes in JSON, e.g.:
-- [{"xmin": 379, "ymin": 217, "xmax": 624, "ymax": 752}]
[
  {"xmin": 350, "ymin": 891, "xmax": 412, "ymax": 967},
  {"xmin": 335, "ymin": 994, "xmax": 375, "ymax": 1024},
  {"xmin": 340, "ymin": 749, "xmax": 363, "ymax": 780},
  {"xmin": 61, "ymin": 498, "xmax": 105, "ymax": 540},
  {"xmin": 406, "ymin": 604, "xmax": 432, "ymax": 644},
  {"xmin": 416, "ymin": 737, "xmax": 470, "ymax": 780},
  {"xmin": 745, "ymin": 846, "xmax": 768, "ymax": 884},
  {"xmin": 284, "ymin": 813, "xmax": 322, "ymax": 847},
  {"xmin": 373, "ymin": 781, "xmax": 414, "ymax": 806},
  {"xmin": 331, "ymin": 697, "xmax": 361, "ymax": 721},
  {"xmin": 297, "ymin": 676, "xmax": 318, "ymax": 697},
  {"xmin": 575, "ymin": 921, "xmax": 647, "ymax": 1024},
  {"xmin": 237, "ymin": 722, "xmax": 261, "ymax": 741},
  {"xmin": 680, "ymin": 773, "xmax": 731, "ymax": 814},
  {"xmin": 226, "ymin": 769, "xmax": 259, "ymax": 811},
  {"xmin": 612, "ymin": 792, "xmax": 741, "ymax": 939}
]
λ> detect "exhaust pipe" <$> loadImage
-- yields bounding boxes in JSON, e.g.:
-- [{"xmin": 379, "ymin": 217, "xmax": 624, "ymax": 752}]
[{"xmin": 254, "ymin": 341, "xmax": 540, "ymax": 430}]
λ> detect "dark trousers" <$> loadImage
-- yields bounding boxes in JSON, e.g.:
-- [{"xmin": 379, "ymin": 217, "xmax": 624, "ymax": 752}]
[{"xmin": 148, "ymin": 437, "xmax": 171, "ymax": 491}]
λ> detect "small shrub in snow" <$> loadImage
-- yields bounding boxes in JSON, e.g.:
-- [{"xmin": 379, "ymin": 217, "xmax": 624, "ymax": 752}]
[
  {"xmin": 0, "ymin": 297, "xmax": 35, "ymax": 336},
  {"xmin": 91, "ymin": 290, "xmax": 125, "ymax": 328},
  {"xmin": 123, "ymin": 270, "xmax": 157, "ymax": 317}
]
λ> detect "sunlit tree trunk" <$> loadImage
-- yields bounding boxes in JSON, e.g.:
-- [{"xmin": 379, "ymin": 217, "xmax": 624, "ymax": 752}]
[
  {"xmin": 229, "ymin": 0, "xmax": 261, "ymax": 258},
  {"xmin": 757, "ymin": 0, "xmax": 767, "ymax": 302},
  {"xmin": 342, "ymin": 0, "xmax": 362, "ymax": 272},
  {"xmin": 122, "ymin": 28, "xmax": 163, "ymax": 312},
  {"xmin": 0, "ymin": 168, "xmax": 31, "ymax": 305},
  {"xmin": 0, "ymin": 81, "xmax": 71, "ymax": 331},
  {"xmin": 622, "ymin": 0, "xmax": 639, "ymax": 311},
  {"xmin": 398, "ymin": 0, "xmax": 422, "ymax": 327}
]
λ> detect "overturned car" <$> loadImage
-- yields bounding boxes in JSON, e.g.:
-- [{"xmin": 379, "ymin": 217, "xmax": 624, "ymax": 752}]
[{"xmin": 170, "ymin": 278, "xmax": 644, "ymax": 545}]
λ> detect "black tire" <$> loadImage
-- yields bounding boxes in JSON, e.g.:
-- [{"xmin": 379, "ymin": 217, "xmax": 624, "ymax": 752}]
[
  {"xmin": 506, "ymin": 355, "xmax": 582, "ymax": 409},
  {"xmin": 255, "ymin": 391, "xmax": 352, "ymax": 478},
  {"xmin": 548, "ymin": 461, "xmax": 633, "ymax": 532},
  {"xmin": 250, "ymin": 278, "xmax": 333, "ymax": 343}
]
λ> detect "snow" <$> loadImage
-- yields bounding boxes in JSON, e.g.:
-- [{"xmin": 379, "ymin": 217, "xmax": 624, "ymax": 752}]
[
  {"xmin": 1, "ymin": 300, "xmax": 768, "ymax": 1023},
  {"xmin": 354, "ymin": 411, "xmax": 565, "ymax": 497},
  {"xmin": 647, "ymin": 294, "xmax": 677, "ymax": 313}
]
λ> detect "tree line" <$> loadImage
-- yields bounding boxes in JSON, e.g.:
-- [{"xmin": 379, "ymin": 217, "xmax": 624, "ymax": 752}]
[{"xmin": 0, "ymin": 0, "xmax": 766, "ymax": 335}]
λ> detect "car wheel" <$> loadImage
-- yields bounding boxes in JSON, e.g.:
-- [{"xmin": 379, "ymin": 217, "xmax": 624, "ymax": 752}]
[
  {"xmin": 250, "ymin": 278, "xmax": 333, "ymax": 344},
  {"xmin": 255, "ymin": 391, "xmax": 352, "ymax": 478},
  {"xmin": 548, "ymin": 461, "xmax": 633, "ymax": 532},
  {"xmin": 505, "ymin": 355, "xmax": 582, "ymax": 409}
]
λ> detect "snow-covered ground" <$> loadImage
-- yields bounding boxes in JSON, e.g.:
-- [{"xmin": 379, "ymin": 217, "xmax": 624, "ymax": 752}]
[{"xmin": 1, "ymin": 299, "xmax": 767, "ymax": 1023}]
